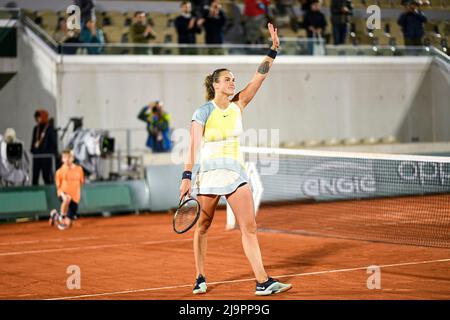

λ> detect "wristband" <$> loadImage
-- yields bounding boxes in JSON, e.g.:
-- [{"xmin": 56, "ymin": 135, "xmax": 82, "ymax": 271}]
[
  {"xmin": 182, "ymin": 171, "xmax": 192, "ymax": 180},
  {"xmin": 267, "ymin": 48, "xmax": 277, "ymax": 59}
]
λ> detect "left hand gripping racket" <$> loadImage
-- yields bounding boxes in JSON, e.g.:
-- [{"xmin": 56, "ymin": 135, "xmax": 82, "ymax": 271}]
[{"xmin": 173, "ymin": 194, "xmax": 201, "ymax": 234}]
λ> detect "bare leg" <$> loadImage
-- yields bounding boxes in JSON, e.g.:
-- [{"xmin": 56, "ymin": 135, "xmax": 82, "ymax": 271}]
[
  {"xmin": 59, "ymin": 193, "xmax": 72, "ymax": 227},
  {"xmin": 194, "ymin": 194, "xmax": 220, "ymax": 278},
  {"xmin": 60, "ymin": 200, "xmax": 69, "ymax": 218},
  {"xmin": 226, "ymin": 184, "xmax": 268, "ymax": 283}
]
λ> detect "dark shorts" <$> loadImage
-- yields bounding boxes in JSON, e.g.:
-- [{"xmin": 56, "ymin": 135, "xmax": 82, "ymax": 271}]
[{"xmin": 59, "ymin": 197, "xmax": 79, "ymax": 220}]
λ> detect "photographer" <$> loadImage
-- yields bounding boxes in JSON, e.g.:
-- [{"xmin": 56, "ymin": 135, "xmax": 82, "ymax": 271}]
[
  {"xmin": 137, "ymin": 101, "xmax": 172, "ymax": 153},
  {"xmin": 30, "ymin": 109, "xmax": 58, "ymax": 185},
  {"xmin": 398, "ymin": 0, "xmax": 427, "ymax": 46},
  {"xmin": 0, "ymin": 128, "xmax": 30, "ymax": 187},
  {"xmin": 330, "ymin": 0, "xmax": 353, "ymax": 45}
]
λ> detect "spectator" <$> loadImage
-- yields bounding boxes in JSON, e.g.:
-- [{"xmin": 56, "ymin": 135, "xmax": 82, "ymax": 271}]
[
  {"xmin": 330, "ymin": 0, "xmax": 352, "ymax": 45},
  {"xmin": 303, "ymin": 0, "xmax": 326, "ymax": 53},
  {"xmin": 198, "ymin": 0, "xmax": 227, "ymax": 45},
  {"xmin": 303, "ymin": 0, "xmax": 326, "ymax": 38},
  {"xmin": 54, "ymin": 17, "xmax": 69, "ymax": 43},
  {"xmin": 274, "ymin": 0, "xmax": 298, "ymax": 31},
  {"xmin": 54, "ymin": 17, "xmax": 82, "ymax": 54},
  {"xmin": 74, "ymin": 0, "xmax": 95, "ymax": 26},
  {"xmin": 191, "ymin": 0, "xmax": 209, "ymax": 18},
  {"xmin": 137, "ymin": 101, "xmax": 172, "ymax": 153},
  {"xmin": 79, "ymin": 18, "xmax": 105, "ymax": 54},
  {"xmin": 129, "ymin": 11, "xmax": 157, "ymax": 54},
  {"xmin": 223, "ymin": 0, "xmax": 245, "ymax": 44},
  {"xmin": 61, "ymin": 30, "xmax": 81, "ymax": 55},
  {"xmin": 175, "ymin": 1, "xmax": 202, "ymax": 54},
  {"xmin": 299, "ymin": 0, "xmax": 314, "ymax": 12},
  {"xmin": 398, "ymin": 0, "xmax": 427, "ymax": 46},
  {"xmin": 31, "ymin": 109, "xmax": 58, "ymax": 185},
  {"xmin": 243, "ymin": 0, "xmax": 270, "ymax": 44}
]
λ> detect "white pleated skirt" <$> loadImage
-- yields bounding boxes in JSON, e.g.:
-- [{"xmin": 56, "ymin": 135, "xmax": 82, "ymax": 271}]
[{"xmin": 193, "ymin": 169, "xmax": 248, "ymax": 196}]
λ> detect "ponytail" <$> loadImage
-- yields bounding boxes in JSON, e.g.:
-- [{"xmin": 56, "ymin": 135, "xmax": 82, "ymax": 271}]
[
  {"xmin": 204, "ymin": 74, "xmax": 215, "ymax": 101},
  {"xmin": 204, "ymin": 68, "xmax": 229, "ymax": 101}
]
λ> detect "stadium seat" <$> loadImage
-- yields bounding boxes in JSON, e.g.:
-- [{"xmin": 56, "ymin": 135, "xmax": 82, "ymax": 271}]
[
  {"xmin": 388, "ymin": 18, "xmax": 404, "ymax": 45},
  {"xmin": 441, "ymin": 21, "xmax": 450, "ymax": 36},
  {"xmin": 303, "ymin": 139, "xmax": 322, "ymax": 147},
  {"xmin": 36, "ymin": 10, "xmax": 58, "ymax": 33},
  {"xmin": 362, "ymin": 137, "xmax": 380, "ymax": 145},
  {"xmin": 93, "ymin": 11, "xmax": 104, "ymax": 26},
  {"xmin": 324, "ymin": 138, "xmax": 341, "ymax": 146},
  {"xmin": 343, "ymin": 137, "xmax": 361, "ymax": 145},
  {"xmin": 103, "ymin": 25, "xmax": 123, "ymax": 43},
  {"xmin": 381, "ymin": 136, "xmax": 398, "ymax": 144},
  {"xmin": 108, "ymin": 10, "xmax": 126, "ymax": 27},
  {"xmin": 352, "ymin": 0, "xmax": 367, "ymax": 8}
]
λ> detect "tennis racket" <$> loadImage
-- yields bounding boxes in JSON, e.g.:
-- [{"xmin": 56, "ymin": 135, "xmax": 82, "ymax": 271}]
[{"xmin": 173, "ymin": 194, "xmax": 201, "ymax": 234}]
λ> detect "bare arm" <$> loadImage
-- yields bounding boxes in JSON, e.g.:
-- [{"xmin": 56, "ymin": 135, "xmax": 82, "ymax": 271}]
[
  {"xmin": 180, "ymin": 121, "xmax": 203, "ymax": 199},
  {"xmin": 184, "ymin": 121, "xmax": 203, "ymax": 172},
  {"xmin": 232, "ymin": 23, "xmax": 280, "ymax": 110}
]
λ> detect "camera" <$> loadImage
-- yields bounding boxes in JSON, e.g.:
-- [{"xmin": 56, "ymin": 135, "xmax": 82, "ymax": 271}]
[{"xmin": 6, "ymin": 142, "xmax": 22, "ymax": 162}]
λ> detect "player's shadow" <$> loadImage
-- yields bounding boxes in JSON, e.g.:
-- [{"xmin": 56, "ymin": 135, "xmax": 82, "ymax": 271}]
[{"xmin": 207, "ymin": 241, "xmax": 359, "ymax": 291}]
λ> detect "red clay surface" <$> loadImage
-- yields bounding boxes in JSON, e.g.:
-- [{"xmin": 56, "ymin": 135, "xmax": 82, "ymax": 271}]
[{"xmin": 0, "ymin": 209, "xmax": 449, "ymax": 300}]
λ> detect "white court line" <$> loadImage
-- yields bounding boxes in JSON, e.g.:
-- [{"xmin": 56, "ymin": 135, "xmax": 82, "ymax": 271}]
[
  {"xmin": 0, "ymin": 236, "xmax": 101, "ymax": 246},
  {"xmin": 0, "ymin": 236, "xmax": 225, "ymax": 257},
  {"xmin": 46, "ymin": 258, "xmax": 450, "ymax": 300}
]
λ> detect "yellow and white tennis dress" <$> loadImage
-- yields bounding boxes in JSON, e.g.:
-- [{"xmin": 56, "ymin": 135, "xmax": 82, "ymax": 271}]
[{"xmin": 192, "ymin": 100, "xmax": 249, "ymax": 195}]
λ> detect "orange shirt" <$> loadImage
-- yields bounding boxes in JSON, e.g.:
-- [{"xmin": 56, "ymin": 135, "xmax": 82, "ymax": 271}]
[{"xmin": 55, "ymin": 164, "xmax": 84, "ymax": 203}]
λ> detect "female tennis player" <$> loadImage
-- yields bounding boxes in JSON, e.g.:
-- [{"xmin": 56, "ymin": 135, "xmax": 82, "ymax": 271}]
[{"xmin": 179, "ymin": 23, "xmax": 292, "ymax": 296}]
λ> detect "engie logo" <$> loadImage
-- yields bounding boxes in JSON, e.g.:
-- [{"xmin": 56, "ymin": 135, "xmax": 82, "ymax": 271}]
[
  {"xmin": 398, "ymin": 161, "xmax": 450, "ymax": 186},
  {"xmin": 301, "ymin": 162, "xmax": 376, "ymax": 197}
]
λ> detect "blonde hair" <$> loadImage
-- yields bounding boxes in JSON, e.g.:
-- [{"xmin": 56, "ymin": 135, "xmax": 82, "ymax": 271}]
[
  {"xmin": 204, "ymin": 68, "xmax": 229, "ymax": 101},
  {"xmin": 62, "ymin": 149, "xmax": 74, "ymax": 157},
  {"xmin": 4, "ymin": 128, "xmax": 16, "ymax": 143}
]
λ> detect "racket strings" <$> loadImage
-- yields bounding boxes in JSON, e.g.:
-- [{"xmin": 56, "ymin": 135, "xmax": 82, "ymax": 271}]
[{"xmin": 174, "ymin": 200, "xmax": 200, "ymax": 232}]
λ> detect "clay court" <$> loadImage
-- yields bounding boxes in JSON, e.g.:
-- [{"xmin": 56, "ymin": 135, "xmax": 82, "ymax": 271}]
[{"xmin": 0, "ymin": 205, "xmax": 449, "ymax": 300}]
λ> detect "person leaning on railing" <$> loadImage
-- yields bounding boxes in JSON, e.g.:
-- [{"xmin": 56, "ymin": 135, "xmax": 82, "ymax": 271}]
[
  {"xmin": 303, "ymin": 0, "xmax": 327, "ymax": 54},
  {"xmin": 197, "ymin": 0, "xmax": 227, "ymax": 45},
  {"xmin": 330, "ymin": 0, "xmax": 353, "ymax": 45},
  {"xmin": 74, "ymin": 0, "xmax": 96, "ymax": 27},
  {"xmin": 175, "ymin": 1, "xmax": 202, "ymax": 55},
  {"xmin": 398, "ymin": 0, "xmax": 427, "ymax": 46},
  {"xmin": 129, "ymin": 11, "xmax": 157, "ymax": 55}
]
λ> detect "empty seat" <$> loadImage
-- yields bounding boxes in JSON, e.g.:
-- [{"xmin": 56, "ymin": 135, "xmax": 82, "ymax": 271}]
[
  {"xmin": 381, "ymin": 136, "xmax": 398, "ymax": 144},
  {"xmin": 343, "ymin": 138, "xmax": 360, "ymax": 145},
  {"xmin": 324, "ymin": 138, "xmax": 341, "ymax": 146},
  {"xmin": 107, "ymin": 10, "xmax": 126, "ymax": 27},
  {"xmin": 102, "ymin": 25, "xmax": 123, "ymax": 43},
  {"xmin": 362, "ymin": 137, "xmax": 380, "ymax": 145}
]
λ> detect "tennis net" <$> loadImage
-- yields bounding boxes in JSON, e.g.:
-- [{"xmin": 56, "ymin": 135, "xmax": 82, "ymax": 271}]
[{"xmin": 228, "ymin": 147, "xmax": 450, "ymax": 248}]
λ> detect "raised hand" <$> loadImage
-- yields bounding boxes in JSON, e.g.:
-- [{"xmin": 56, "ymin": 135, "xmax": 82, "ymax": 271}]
[{"xmin": 268, "ymin": 23, "xmax": 279, "ymax": 50}]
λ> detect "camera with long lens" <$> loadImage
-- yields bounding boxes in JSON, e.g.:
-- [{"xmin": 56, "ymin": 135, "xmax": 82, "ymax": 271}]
[
  {"xmin": 0, "ymin": 131, "xmax": 30, "ymax": 186},
  {"xmin": 6, "ymin": 142, "xmax": 22, "ymax": 163}
]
